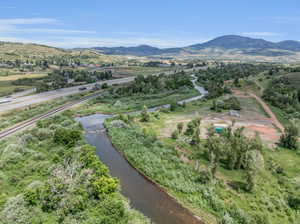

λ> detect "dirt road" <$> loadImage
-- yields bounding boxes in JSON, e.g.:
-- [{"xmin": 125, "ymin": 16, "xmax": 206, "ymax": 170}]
[{"xmin": 248, "ymin": 93, "xmax": 285, "ymax": 133}]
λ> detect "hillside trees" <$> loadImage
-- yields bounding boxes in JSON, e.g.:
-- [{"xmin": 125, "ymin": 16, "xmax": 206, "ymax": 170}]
[
  {"xmin": 278, "ymin": 124, "xmax": 299, "ymax": 150},
  {"xmin": 204, "ymin": 126, "xmax": 263, "ymax": 191},
  {"xmin": 197, "ymin": 63, "xmax": 278, "ymax": 99}
]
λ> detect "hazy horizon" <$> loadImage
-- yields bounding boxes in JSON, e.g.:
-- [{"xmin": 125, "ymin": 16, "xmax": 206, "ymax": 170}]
[{"xmin": 0, "ymin": 0, "xmax": 300, "ymax": 48}]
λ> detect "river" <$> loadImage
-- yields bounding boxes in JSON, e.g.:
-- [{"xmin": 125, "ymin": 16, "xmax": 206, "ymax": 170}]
[{"xmin": 76, "ymin": 75, "xmax": 207, "ymax": 224}]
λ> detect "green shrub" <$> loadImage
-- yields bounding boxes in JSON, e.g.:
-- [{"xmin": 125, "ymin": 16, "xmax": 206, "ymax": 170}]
[
  {"xmin": 288, "ymin": 195, "xmax": 300, "ymax": 210},
  {"xmin": 171, "ymin": 130, "xmax": 179, "ymax": 139},
  {"xmin": 53, "ymin": 128, "xmax": 81, "ymax": 147},
  {"xmin": 92, "ymin": 177, "xmax": 119, "ymax": 198},
  {"xmin": 79, "ymin": 145, "xmax": 109, "ymax": 177}
]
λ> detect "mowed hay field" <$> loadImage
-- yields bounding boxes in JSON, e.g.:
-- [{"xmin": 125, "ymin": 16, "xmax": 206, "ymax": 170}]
[
  {"xmin": 0, "ymin": 73, "xmax": 47, "ymax": 81},
  {"xmin": 0, "ymin": 72, "xmax": 48, "ymax": 96},
  {"xmin": 0, "ymin": 81, "xmax": 32, "ymax": 96}
]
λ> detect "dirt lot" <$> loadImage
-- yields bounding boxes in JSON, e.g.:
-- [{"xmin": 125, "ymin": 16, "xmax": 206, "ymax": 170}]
[
  {"xmin": 200, "ymin": 113, "xmax": 280, "ymax": 145},
  {"xmin": 160, "ymin": 93, "xmax": 281, "ymax": 147}
]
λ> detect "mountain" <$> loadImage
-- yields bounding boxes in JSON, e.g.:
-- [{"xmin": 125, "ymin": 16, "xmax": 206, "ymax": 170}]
[
  {"xmin": 92, "ymin": 35, "xmax": 300, "ymax": 57},
  {"xmin": 187, "ymin": 35, "xmax": 278, "ymax": 50},
  {"xmin": 277, "ymin": 40, "xmax": 300, "ymax": 51},
  {"xmin": 94, "ymin": 45, "xmax": 182, "ymax": 56}
]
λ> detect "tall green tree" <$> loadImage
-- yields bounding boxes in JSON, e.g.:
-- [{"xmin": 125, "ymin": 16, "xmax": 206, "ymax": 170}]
[
  {"xmin": 140, "ymin": 105, "xmax": 150, "ymax": 122},
  {"xmin": 278, "ymin": 124, "xmax": 299, "ymax": 150}
]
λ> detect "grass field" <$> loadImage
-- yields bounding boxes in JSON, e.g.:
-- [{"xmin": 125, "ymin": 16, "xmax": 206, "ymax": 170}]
[
  {"xmin": 76, "ymin": 88, "xmax": 199, "ymax": 115},
  {"xmin": 0, "ymin": 81, "xmax": 33, "ymax": 97},
  {"xmin": 112, "ymin": 66, "xmax": 173, "ymax": 76},
  {"xmin": 0, "ymin": 73, "xmax": 47, "ymax": 81}
]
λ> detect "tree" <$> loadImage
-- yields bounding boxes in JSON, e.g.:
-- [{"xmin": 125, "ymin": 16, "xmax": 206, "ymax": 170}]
[
  {"xmin": 185, "ymin": 121, "xmax": 196, "ymax": 136},
  {"xmin": 170, "ymin": 101, "xmax": 178, "ymax": 111},
  {"xmin": 171, "ymin": 130, "xmax": 179, "ymax": 139},
  {"xmin": 278, "ymin": 124, "xmax": 299, "ymax": 150},
  {"xmin": 53, "ymin": 128, "xmax": 81, "ymax": 147},
  {"xmin": 244, "ymin": 150, "xmax": 263, "ymax": 192},
  {"xmin": 102, "ymin": 83, "xmax": 109, "ymax": 89},
  {"xmin": 140, "ymin": 105, "xmax": 150, "ymax": 122},
  {"xmin": 206, "ymin": 129, "xmax": 224, "ymax": 178},
  {"xmin": 177, "ymin": 122, "xmax": 184, "ymax": 134},
  {"xmin": 190, "ymin": 127, "xmax": 201, "ymax": 145},
  {"xmin": 233, "ymin": 77, "xmax": 240, "ymax": 87},
  {"xmin": 184, "ymin": 118, "xmax": 201, "ymax": 136}
]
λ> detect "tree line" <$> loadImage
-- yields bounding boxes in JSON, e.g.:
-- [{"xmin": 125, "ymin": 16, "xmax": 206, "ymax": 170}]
[{"xmin": 112, "ymin": 71, "xmax": 193, "ymax": 96}]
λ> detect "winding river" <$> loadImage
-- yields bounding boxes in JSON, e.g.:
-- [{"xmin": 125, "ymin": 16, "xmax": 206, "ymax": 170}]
[{"xmin": 76, "ymin": 76, "xmax": 208, "ymax": 224}]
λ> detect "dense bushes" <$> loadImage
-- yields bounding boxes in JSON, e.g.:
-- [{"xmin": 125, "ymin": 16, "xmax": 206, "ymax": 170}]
[
  {"xmin": 211, "ymin": 96, "xmax": 241, "ymax": 111},
  {"xmin": 35, "ymin": 69, "xmax": 113, "ymax": 92},
  {"xmin": 0, "ymin": 114, "xmax": 149, "ymax": 223},
  {"xmin": 197, "ymin": 63, "xmax": 276, "ymax": 99},
  {"xmin": 278, "ymin": 124, "xmax": 299, "ymax": 150},
  {"xmin": 53, "ymin": 128, "xmax": 81, "ymax": 147},
  {"xmin": 114, "ymin": 72, "xmax": 193, "ymax": 97},
  {"xmin": 263, "ymin": 74, "xmax": 300, "ymax": 119}
]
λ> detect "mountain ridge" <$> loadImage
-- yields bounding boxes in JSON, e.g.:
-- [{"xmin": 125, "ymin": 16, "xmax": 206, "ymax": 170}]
[{"xmin": 92, "ymin": 35, "xmax": 300, "ymax": 56}]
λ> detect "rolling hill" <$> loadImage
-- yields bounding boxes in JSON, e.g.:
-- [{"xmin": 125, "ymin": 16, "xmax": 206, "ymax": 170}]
[
  {"xmin": 2, "ymin": 35, "xmax": 300, "ymax": 63},
  {"xmin": 0, "ymin": 41, "xmax": 127, "ymax": 63},
  {"xmin": 92, "ymin": 35, "xmax": 300, "ymax": 58},
  {"xmin": 94, "ymin": 45, "xmax": 182, "ymax": 56}
]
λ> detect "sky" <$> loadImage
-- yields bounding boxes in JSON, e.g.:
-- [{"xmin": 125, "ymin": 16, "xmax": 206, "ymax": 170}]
[{"xmin": 0, "ymin": 0, "xmax": 300, "ymax": 48}]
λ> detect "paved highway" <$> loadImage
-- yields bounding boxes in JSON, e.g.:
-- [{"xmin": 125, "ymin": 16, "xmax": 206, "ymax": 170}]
[
  {"xmin": 0, "ymin": 92, "xmax": 102, "ymax": 139},
  {"xmin": 0, "ymin": 77, "xmax": 134, "ymax": 113},
  {"xmin": 0, "ymin": 66, "xmax": 206, "ymax": 113}
]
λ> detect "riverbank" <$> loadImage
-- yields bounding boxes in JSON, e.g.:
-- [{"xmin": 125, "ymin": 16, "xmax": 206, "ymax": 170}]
[
  {"xmin": 105, "ymin": 117, "xmax": 218, "ymax": 224},
  {"xmin": 104, "ymin": 107, "xmax": 299, "ymax": 224},
  {"xmin": 77, "ymin": 113, "xmax": 203, "ymax": 224}
]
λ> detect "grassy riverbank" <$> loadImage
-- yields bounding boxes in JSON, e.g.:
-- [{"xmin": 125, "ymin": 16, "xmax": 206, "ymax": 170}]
[
  {"xmin": 105, "ymin": 103, "xmax": 300, "ymax": 224},
  {"xmin": 0, "ymin": 111, "xmax": 149, "ymax": 224},
  {"xmin": 77, "ymin": 88, "xmax": 199, "ymax": 115}
]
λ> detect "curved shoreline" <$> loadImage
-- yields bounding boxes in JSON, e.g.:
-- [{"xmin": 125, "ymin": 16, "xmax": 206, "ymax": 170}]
[{"xmin": 105, "ymin": 132, "xmax": 204, "ymax": 224}]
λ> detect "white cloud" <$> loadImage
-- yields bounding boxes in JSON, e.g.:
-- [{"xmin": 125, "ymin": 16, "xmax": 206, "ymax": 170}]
[
  {"xmin": 0, "ymin": 27, "xmax": 96, "ymax": 34},
  {"xmin": 0, "ymin": 17, "xmax": 95, "ymax": 35},
  {"xmin": 0, "ymin": 18, "xmax": 58, "ymax": 25},
  {"xmin": 241, "ymin": 32, "xmax": 281, "ymax": 37},
  {"xmin": 0, "ymin": 17, "xmax": 206, "ymax": 48}
]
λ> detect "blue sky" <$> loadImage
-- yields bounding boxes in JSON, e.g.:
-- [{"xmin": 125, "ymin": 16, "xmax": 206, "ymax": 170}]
[{"xmin": 0, "ymin": 0, "xmax": 300, "ymax": 48}]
